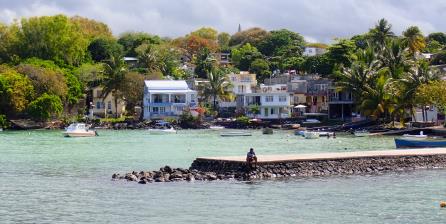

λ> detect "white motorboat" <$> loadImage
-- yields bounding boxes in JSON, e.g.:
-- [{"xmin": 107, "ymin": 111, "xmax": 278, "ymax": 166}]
[
  {"xmin": 354, "ymin": 130, "xmax": 369, "ymax": 137},
  {"xmin": 63, "ymin": 123, "xmax": 97, "ymax": 137},
  {"xmin": 304, "ymin": 131, "xmax": 320, "ymax": 139},
  {"xmin": 319, "ymin": 131, "xmax": 334, "ymax": 137},
  {"xmin": 403, "ymin": 131, "xmax": 427, "ymax": 139},
  {"xmin": 302, "ymin": 119, "xmax": 321, "ymax": 124},
  {"xmin": 209, "ymin": 125, "xmax": 225, "ymax": 130},
  {"xmin": 147, "ymin": 127, "xmax": 177, "ymax": 134},
  {"xmin": 220, "ymin": 131, "xmax": 252, "ymax": 137}
]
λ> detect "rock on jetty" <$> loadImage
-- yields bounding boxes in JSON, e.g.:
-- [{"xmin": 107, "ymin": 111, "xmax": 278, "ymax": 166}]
[
  {"xmin": 112, "ymin": 166, "xmax": 248, "ymax": 184},
  {"xmin": 113, "ymin": 148, "xmax": 446, "ymax": 184}
]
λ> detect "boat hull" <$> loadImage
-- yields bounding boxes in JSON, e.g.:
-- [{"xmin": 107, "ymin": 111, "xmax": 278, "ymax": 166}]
[
  {"xmin": 220, "ymin": 132, "xmax": 252, "ymax": 137},
  {"xmin": 304, "ymin": 132, "xmax": 320, "ymax": 139},
  {"xmin": 395, "ymin": 138, "xmax": 446, "ymax": 149},
  {"xmin": 63, "ymin": 131, "xmax": 97, "ymax": 137}
]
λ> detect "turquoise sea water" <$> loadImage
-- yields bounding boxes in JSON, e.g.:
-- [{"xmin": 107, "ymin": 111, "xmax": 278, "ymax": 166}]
[{"xmin": 1, "ymin": 129, "xmax": 446, "ymax": 223}]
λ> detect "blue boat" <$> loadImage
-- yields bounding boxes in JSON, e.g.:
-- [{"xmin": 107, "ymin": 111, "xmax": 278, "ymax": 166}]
[{"xmin": 395, "ymin": 138, "xmax": 446, "ymax": 149}]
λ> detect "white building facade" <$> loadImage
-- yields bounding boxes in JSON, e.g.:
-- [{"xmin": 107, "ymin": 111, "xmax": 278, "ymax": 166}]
[
  {"xmin": 143, "ymin": 80, "xmax": 197, "ymax": 120},
  {"xmin": 242, "ymin": 84, "xmax": 291, "ymax": 119},
  {"xmin": 303, "ymin": 47, "xmax": 327, "ymax": 57}
]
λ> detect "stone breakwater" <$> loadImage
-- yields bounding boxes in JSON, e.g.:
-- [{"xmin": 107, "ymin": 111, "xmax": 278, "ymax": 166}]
[{"xmin": 113, "ymin": 150, "xmax": 446, "ymax": 184}]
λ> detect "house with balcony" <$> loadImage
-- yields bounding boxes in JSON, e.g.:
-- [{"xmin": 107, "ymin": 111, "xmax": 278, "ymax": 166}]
[
  {"xmin": 218, "ymin": 71, "xmax": 257, "ymax": 115},
  {"xmin": 90, "ymin": 86, "xmax": 126, "ymax": 118},
  {"xmin": 143, "ymin": 80, "xmax": 197, "ymax": 120},
  {"xmin": 242, "ymin": 84, "xmax": 291, "ymax": 119},
  {"xmin": 305, "ymin": 78, "xmax": 330, "ymax": 113},
  {"xmin": 328, "ymin": 86, "xmax": 355, "ymax": 120}
]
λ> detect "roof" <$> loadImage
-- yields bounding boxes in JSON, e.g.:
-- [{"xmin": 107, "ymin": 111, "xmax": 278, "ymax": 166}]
[{"xmin": 145, "ymin": 80, "xmax": 195, "ymax": 93}]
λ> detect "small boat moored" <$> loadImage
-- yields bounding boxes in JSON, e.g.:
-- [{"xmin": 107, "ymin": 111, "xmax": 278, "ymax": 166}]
[
  {"xmin": 354, "ymin": 130, "xmax": 369, "ymax": 137},
  {"xmin": 402, "ymin": 131, "xmax": 427, "ymax": 139},
  {"xmin": 63, "ymin": 123, "xmax": 97, "ymax": 137},
  {"xmin": 262, "ymin": 128, "xmax": 273, "ymax": 135},
  {"xmin": 147, "ymin": 127, "xmax": 177, "ymax": 134},
  {"xmin": 220, "ymin": 131, "xmax": 252, "ymax": 137},
  {"xmin": 209, "ymin": 125, "xmax": 225, "ymax": 130},
  {"xmin": 304, "ymin": 131, "xmax": 320, "ymax": 139},
  {"xmin": 395, "ymin": 138, "xmax": 446, "ymax": 149}
]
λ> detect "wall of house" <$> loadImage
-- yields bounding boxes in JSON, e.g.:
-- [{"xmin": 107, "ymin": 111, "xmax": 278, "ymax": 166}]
[{"xmin": 91, "ymin": 88, "xmax": 126, "ymax": 117}]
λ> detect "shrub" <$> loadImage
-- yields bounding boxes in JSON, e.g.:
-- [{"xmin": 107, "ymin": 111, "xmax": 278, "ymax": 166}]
[
  {"xmin": 27, "ymin": 93, "xmax": 63, "ymax": 121},
  {"xmin": 0, "ymin": 114, "xmax": 9, "ymax": 129},
  {"xmin": 236, "ymin": 115, "xmax": 250, "ymax": 125}
]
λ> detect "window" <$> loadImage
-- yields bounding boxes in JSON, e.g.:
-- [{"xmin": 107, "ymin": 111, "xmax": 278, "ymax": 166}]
[
  {"xmin": 191, "ymin": 94, "xmax": 196, "ymax": 102},
  {"xmin": 265, "ymin": 96, "xmax": 273, "ymax": 102},
  {"xmin": 107, "ymin": 101, "xmax": 112, "ymax": 110},
  {"xmin": 279, "ymin": 95, "xmax": 287, "ymax": 102},
  {"xmin": 238, "ymin": 85, "xmax": 245, "ymax": 93},
  {"xmin": 152, "ymin": 107, "xmax": 159, "ymax": 113},
  {"xmin": 159, "ymin": 107, "xmax": 165, "ymax": 113},
  {"xmin": 96, "ymin": 102, "xmax": 101, "ymax": 109},
  {"xmin": 270, "ymin": 108, "xmax": 276, "ymax": 114},
  {"xmin": 96, "ymin": 90, "xmax": 102, "ymax": 97}
]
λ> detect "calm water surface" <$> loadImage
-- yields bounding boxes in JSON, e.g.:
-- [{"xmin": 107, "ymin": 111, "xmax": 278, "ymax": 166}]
[{"xmin": 1, "ymin": 129, "xmax": 445, "ymax": 223}]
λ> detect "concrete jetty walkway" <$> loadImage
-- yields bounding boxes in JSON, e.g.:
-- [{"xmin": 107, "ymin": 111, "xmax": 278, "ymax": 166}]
[{"xmin": 197, "ymin": 148, "xmax": 446, "ymax": 163}]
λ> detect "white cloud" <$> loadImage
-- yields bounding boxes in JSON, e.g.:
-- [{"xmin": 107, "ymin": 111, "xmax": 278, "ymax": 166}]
[{"xmin": 0, "ymin": 0, "xmax": 445, "ymax": 42}]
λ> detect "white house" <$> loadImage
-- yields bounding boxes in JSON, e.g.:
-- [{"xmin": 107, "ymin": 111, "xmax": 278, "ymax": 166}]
[
  {"xmin": 219, "ymin": 71, "xmax": 257, "ymax": 109},
  {"xmin": 303, "ymin": 47, "xmax": 326, "ymax": 57},
  {"xmin": 242, "ymin": 84, "xmax": 291, "ymax": 119},
  {"xmin": 143, "ymin": 80, "xmax": 197, "ymax": 120}
]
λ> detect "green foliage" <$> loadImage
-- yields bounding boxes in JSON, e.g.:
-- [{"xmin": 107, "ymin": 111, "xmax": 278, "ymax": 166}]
[
  {"xmin": 326, "ymin": 39, "xmax": 357, "ymax": 67},
  {"xmin": 217, "ymin": 32, "xmax": 231, "ymax": 51},
  {"xmin": 0, "ymin": 114, "xmax": 9, "ymax": 129},
  {"xmin": 190, "ymin": 27, "xmax": 218, "ymax": 41},
  {"xmin": 236, "ymin": 115, "xmax": 250, "ymax": 125},
  {"xmin": 0, "ymin": 66, "xmax": 35, "ymax": 116},
  {"xmin": 88, "ymin": 37, "xmax": 124, "ymax": 62},
  {"xmin": 427, "ymin": 32, "xmax": 446, "ymax": 46},
  {"xmin": 194, "ymin": 47, "xmax": 216, "ymax": 78},
  {"xmin": 135, "ymin": 42, "xmax": 182, "ymax": 78},
  {"xmin": 121, "ymin": 72, "xmax": 144, "ymax": 113},
  {"xmin": 258, "ymin": 29, "xmax": 306, "ymax": 57},
  {"xmin": 16, "ymin": 15, "xmax": 89, "ymax": 66},
  {"xmin": 118, "ymin": 32, "xmax": 162, "ymax": 57},
  {"xmin": 178, "ymin": 110, "xmax": 201, "ymax": 128},
  {"xmin": 248, "ymin": 105, "xmax": 260, "ymax": 115},
  {"xmin": 302, "ymin": 55, "xmax": 333, "ymax": 75},
  {"xmin": 229, "ymin": 27, "xmax": 270, "ymax": 47},
  {"xmin": 231, "ymin": 43, "xmax": 262, "ymax": 71},
  {"xmin": 199, "ymin": 68, "xmax": 233, "ymax": 111},
  {"xmin": 27, "ymin": 93, "xmax": 63, "ymax": 121},
  {"xmin": 249, "ymin": 58, "xmax": 271, "ymax": 83}
]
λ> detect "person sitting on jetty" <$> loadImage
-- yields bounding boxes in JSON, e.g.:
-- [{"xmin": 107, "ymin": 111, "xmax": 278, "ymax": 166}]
[{"xmin": 246, "ymin": 148, "xmax": 258, "ymax": 168}]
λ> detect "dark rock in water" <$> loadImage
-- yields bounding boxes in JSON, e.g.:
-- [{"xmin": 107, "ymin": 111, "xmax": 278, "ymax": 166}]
[
  {"xmin": 112, "ymin": 173, "xmax": 120, "ymax": 179},
  {"xmin": 125, "ymin": 174, "xmax": 137, "ymax": 181},
  {"xmin": 207, "ymin": 173, "xmax": 217, "ymax": 181},
  {"xmin": 186, "ymin": 174, "xmax": 195, "ymax": 181},
  {"xmin": 138, "ymin": 179, "xmax": 148, "ymax": 184},
  {"xmin": 163, "ymin": 166, "xmax": 173, "ymax": 173},
  {"xmin": 154, "ymin": 177, "xmax": 165, "ymax": 182},
  {"xmin": 170, "ymin": 171, "xmax": 183, "ymax": 179}
]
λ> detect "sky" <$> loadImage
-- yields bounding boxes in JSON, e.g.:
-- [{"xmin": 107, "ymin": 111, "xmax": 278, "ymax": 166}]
[{"xmin": 0, "ymin": 0, "xmax": 445, "ymax": 43}]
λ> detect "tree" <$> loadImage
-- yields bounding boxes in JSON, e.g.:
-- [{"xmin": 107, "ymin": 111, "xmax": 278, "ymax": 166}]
[
  {"xmin": 229, "ymin": 27, "xmax": 270, "ymax": 47},
  {"xmin": 73, "ymin": 63, "xmax": 105, "ymax": 87},
  {"xmin": 427, "ymin": 32, "xmax": 446, "ymax": 46},
  {"xmin": 281, "ymin": 56, "xmax": 305, "ymax": 71},
  {"xmin": 194, "ymin": 47, "xmax": 216, "ymax": 78},
  {"xmin": 231, "ymin": 43, "xmax": 262, "ymax": 71},
  {"xmin": 190, "ymin": 27, "xmax": 218, "ymax": 41},
  {"xmin": 200, "ymin": 69, "xmax": 233, "ymax": 111},
  {"xmin": 16, "ymin": 64, "xmax": 68, "ymax": 100},
  {"xmin": 217, "ymin": 32, "xmax": 231, "ymax": 51},
  {"xmin": 302, "ymin": 55, "xmax": 333, "ymax": 75},
  {"xmin": 416, "ymin": 80, "xmax": 446, "ymax": 125},
  {"xmin": 118, "ymin": 32, "xmax": 162, "ymax": 57},
  {"xmin": 16, "ymin": 15, "xmax": 89, "ymax": 66},
  {"xmin": 101, "ymin": 56, "xmax": 127, "ymax": 117},
  {"xmin": 70, "ymin": 16, "xmax": 113, "ymax": 40},
  {"xmin": 258, "ymin": 29, "xmax": 306, "ymax": 57},
  {"xmin": 249, "ymin": 58, "xmax": 271, "ymax": 83},
  {"xmin": 27, "ymin": 93, "xmax": 63, "ymax": 121},
  {"xmin": 88, "ymin": 37, "xmax": 124, "ymax": 62},
  {"xmin": 326, "ymin": 39, "xmax": 357, "ymax": 67},
  {"xmin": 136, "ymin": 42, "xmax": 182, "ymax": 78},
  {"xmin": 402, "ymin": 26, "xmax": 426, "ymax": 55},
  {"xmin": 0, "ymin": 66, "xmax": 35, "ymax": 116},
  {"xmin": 0, "ymin": 22, "xmax": 19, "ymax": 64},
  {"xmin": 121, "ymin": 72, "xmax": 144, "ymax": 113},
  {"xmin": 379, "ymin": 38, "xmax": 412, "ymax": 79},
  {"xmin": 368, "ymin": 18, "xmax": 395, "ymax": 47}
]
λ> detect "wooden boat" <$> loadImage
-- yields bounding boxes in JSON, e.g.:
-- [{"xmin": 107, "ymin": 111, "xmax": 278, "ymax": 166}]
[
  {"xmin": 354, "ymin": 130, "xmax": 369, "ymax": 137},
  {"xmin": 148, "ymin": 127, "xmax": 177, "ymax": 134},
  {"xmin": 63, "ymin": 123, "xmax": 97, "ymax": 137},
  {"xmin": 304, "ymin": 131, "xmax": 320, "ymax": 139},
  {"xmin": 220, "ymin": 131, "xmax": 252, "ymax": 137},
  {"xmin": 395, "ymin": 138, "xmax": 446, "ymax": 149}
]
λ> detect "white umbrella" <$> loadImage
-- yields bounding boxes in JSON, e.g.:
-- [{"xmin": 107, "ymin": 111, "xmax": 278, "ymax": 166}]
[{"xmin": 294, "ymin": 105, "xmax": 307, "ymax": 108}]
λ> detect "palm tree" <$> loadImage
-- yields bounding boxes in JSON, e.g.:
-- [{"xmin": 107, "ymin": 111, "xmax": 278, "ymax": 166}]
[
  {"xmin": 368, "ymin": 18, "xmax": 395, "ymax": 48},
  {"xmin": 200, "ymin": 68, "xmax": 233, "ymax": 111},
  {"xmin": 101, "ymin": 56, "xmax": 127, "ymax": 117},
  {"xmin": 379, "ymin": 38, "xmax": 412, "ymax": 79},
  {"xmin": 402, "ymin": 26, "xmax": 426, "ymax": 56}
]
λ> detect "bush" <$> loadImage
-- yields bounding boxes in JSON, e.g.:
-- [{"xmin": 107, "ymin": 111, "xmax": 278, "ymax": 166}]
[
  {"xmin": 27, "ymin": 94, "xmax": 63, "ymax": 121},
  {"xmin": 236, "ymin": 116, "xmax": 250, "ymax": 126},
  {"xmin": 0, "ymin": 114, "xmax": 9, "ymax": 129},
  {"xmin": 178, "ymin": 110, "xmax": 201, "ymax": 128}
]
